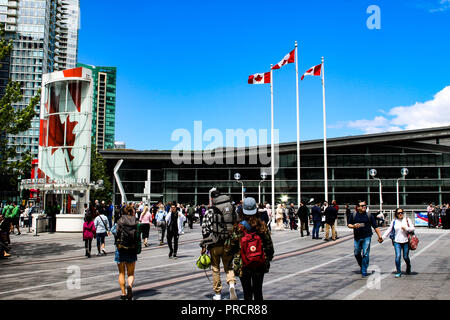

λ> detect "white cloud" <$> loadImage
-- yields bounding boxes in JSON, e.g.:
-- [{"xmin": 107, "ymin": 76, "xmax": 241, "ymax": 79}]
[
  {"xmin": 429, "ymin": 0, "xmax": 450, "ymax": 12},
  {"xmin": 345, "ymin": 86, "xmax": 450, "ymax": 134}
]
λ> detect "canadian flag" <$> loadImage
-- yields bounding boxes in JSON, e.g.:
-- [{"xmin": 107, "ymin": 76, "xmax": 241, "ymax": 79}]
[
  {"xmin": 272, "ymin": 49, "xmax": 295, "ymax": 70},
  {"xmin": 248, "ymin": 72, "xmax": 271, "ymax": 84},
  {"xmin": 301, "ymin": 64, "xmax": 322, "ymax": 80}
]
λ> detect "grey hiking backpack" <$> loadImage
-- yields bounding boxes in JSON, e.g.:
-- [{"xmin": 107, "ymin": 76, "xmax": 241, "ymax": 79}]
[{"xmin": 203, "ymin": 194, "xmax": 237, "ymax": 245}]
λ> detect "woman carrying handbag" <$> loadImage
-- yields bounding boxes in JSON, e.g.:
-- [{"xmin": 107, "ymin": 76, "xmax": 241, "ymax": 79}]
[{"xmin": 382, "ymin": 208, "xmax": 416, "ymax": 278}]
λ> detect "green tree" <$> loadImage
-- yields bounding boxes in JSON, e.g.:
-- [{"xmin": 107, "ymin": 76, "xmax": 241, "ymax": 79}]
[
  {"xmin": 0, "ymin": 23, "xmax": 41, "ymax": 191},
  {"xmin": 90, "ymin": 144, "xmax": 113, "ymax": 203}
]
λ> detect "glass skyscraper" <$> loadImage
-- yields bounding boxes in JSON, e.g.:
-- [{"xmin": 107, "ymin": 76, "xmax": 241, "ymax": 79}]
[
  {"xmin": 77, "ymin": 63, "xmax": 116, "ymax": 151},
  {"xmin": 2, "ymin": 0, "xmax": 80, "ymax": 161}
]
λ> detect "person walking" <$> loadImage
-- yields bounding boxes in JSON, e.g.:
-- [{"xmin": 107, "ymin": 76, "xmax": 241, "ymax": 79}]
[
  {"xmin": 288, "ymin": 203, "xmax": 297, "ymax": 231},
  {"xmin": 200, "ymin": 189, "xmax": 238, "ymax": 300},
  {"xmin": 381, "ymin": 208, "xmax": 415, "ymax": 278},
  {"xmin": 115, "ymin": 204, "xmax": 140, "ymax": 300},
  {"xmin": 94, "ymin": 210, "xmax": 110, "ymax": 256},
  {"xmin": 258, "ymin": 204, "xmax": 270, "ymax": 230},
  {"xmin": 187, "ymin": 204, "xmax": 195, "ymax": 229},
  {"xmin": 10, "ymin": 202, "xmax": 21, "ymax": 235},
  {"xmin": 265, "ymin": 204, "xmax": 272, "ymax": 232},
  {"xmin": 324, "ymin": 203, "xmax": 338, "ymax": 241},
  {"xmin": 311, "ymin": 202, "xmax": 322, "ymax": 239},
  {"xmin": 83, "ymin": 214, "xmax": 96, "ymax": 258},
  {"xmin": 275, "ymin": 204, "xmax": 284, "ymax": 230},
  {"xmin": 320, "ymin": 202, "xmax": 327, "ymax": 232},
  {"xmin": 155, "ymin": 205, "xmax": 167, "ymax": 245},
  {"xmin": 347, "ymin": 200, "xmax": 384, "ymax": 278},
  {"xmin": 427, "ymin": 203, "xmax": 434, "ymax": 228},
  {"xmin": 298, "ymin": 201, "xmax": 310, "ymax": 237},
  {"xmin": 139, "ymin": 205, "xmax": 152, "ymax": 247},
  {"xmin": 165, "ymin": 203, "xmax": 186, "ymax": 259},
  {"xmin": 229, "ymin": 197, "xmax": 274, "ymax": 300},
  {"xmin": 0, "ymin": 215, "xmax": 11, "ymax": 258}
]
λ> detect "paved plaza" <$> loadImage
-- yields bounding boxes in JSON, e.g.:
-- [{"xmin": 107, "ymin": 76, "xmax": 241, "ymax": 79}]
[{"xmin": 1, "ymin": 223, "xmax": 449, "ymax": 301}]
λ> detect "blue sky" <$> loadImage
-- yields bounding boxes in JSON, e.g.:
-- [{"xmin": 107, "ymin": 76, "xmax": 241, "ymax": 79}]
[{"xmin": 77, "ymin": 0, "xmax": 450, "ymax": 150}]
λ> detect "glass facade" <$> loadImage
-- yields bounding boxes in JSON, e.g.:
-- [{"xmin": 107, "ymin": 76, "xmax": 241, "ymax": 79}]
[
  {"xmin": 4, "ymin": 0, "xmax": 80, "ymax": 161},
  {"xmin": 77, "ymin": 63, "xmax": 116, "ymax": 151},
  {"xmin": 101, "ymin": 128, "xmax": 450, "ymax": 210}
]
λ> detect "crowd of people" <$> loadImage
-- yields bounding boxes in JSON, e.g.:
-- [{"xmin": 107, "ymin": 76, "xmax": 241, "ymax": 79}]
[{"xmin": 0, "ymin": 195, "xmax": 444, "ymax": 300}]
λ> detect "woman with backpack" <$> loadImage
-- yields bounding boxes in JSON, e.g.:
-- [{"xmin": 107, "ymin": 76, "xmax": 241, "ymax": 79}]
[
  {"xmin": 230, "ymin": 197, "xmax": 274, "ymax": 300},
  {"xmin": 115, "ymin": 204, "xmax": 140, "ymax": 300},
  {"xmin": 155, "ymin": 205, "xmax": 167, "ymax": 246},
  {"xmin": 83, "ymin": 214, "xmax": 96, "ymax": 258},
  {"xmin": 381, "ymin": 208, "xmax": 415, "ymax": 278},
  {"xmin": 139, "ymin": 205, "xmax": 152, "ymax": 247}
]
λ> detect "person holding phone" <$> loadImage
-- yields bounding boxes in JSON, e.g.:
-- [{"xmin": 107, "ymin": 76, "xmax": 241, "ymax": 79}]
[{"xmin": 347, "ymin": 200, "xmax": 383, "ymax": 278}]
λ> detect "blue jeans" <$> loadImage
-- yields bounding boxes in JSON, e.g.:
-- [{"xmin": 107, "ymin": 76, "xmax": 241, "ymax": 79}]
[
  {"xmin": 354, "ymin": 237, "xmax": 371, "ymax": 275},
  {"xmin": 312, "ymin": 221, "xmax": 321, "ymax": 238},
  {"xmin": 393, "ymin": 242, "xmax": 410, "ymax": 273}
]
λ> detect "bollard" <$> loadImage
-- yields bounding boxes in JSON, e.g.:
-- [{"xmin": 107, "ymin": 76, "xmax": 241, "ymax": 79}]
[{"xmin": 34, "ymin": 216, "xmax": 40, "ymax": 237}]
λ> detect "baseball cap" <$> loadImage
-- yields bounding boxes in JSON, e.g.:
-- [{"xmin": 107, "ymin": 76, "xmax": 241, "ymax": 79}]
[{"xmin": 243, "ymin": 197, "xmax": 257, "ymax": 215}]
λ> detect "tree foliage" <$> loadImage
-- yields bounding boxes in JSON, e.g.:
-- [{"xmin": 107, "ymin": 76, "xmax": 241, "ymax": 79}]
[
  {"xmin": 90, "ymin": 144, "xmax": 113, "ymax": 203},
  {"xmin": 0, "ymin": 23, "xmax": 41, "ymax": 190}
]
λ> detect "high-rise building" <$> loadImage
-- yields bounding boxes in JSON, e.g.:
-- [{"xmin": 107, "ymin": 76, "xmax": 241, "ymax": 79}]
[
  {"xmin": 2, "ymin": 0, "xmax": 80, "ymax": 161},
  {"xmin": 77, "ymin": 63, "xmax": 116, "ymax": 151}
]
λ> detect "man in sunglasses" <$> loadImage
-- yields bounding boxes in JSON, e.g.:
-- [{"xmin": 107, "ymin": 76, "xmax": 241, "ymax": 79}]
[{"xmin": 347, "ymin": 200, "xmax": 383, "ymax": 278}]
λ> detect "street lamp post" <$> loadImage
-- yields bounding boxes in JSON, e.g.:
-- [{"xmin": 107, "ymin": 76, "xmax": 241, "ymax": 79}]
[
  {"xmin": 396, "ymin": 168, "xmax": 409, "ymax": 208},
  {"xmin": 234, "ymin": 173, "xmax": 244, "ymax": 202},
  {"xmin": 258, "ymin": 172, "xmax": 267, "ymax": 204},
  {"xmin": 369, "ymin": 169, "xmax": 383, "ymax": 214}
]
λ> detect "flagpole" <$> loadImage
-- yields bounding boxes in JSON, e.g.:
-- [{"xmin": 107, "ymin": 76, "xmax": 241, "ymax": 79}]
[
  {"xmin": 295, "ymin": 41, "xmax": 301, "ymax": 207},
  {"xmin": 321, "ymin": 57, "xmax": 328, "ymax": 203},
  {"xmin": 270, "ymin": 64, "xmax": 275, "ymax": 218}
]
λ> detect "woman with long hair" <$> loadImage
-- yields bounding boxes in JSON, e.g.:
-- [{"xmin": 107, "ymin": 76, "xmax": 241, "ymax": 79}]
[
  {"xmin": 115, "ymin": 204, "xmax": 139, "ymax": 300},
  {"xmin": 382, "ymin": 208, "xmax": 415, "ymax": 278},
  {"xmin": 230, "ymin": 197, "xmax": 274, "ymax": 300},
  {"xmin": 139, "ymin": 205, "xmax": 152, "ymax": 247}
]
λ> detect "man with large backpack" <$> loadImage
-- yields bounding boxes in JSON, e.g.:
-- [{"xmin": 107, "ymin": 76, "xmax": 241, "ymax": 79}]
[{"xmin": 200, "ymin": 188, "xmax": 238, "ymax": 300}]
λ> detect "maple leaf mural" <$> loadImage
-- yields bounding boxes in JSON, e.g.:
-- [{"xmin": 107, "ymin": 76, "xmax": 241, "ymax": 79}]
[{"xmin": 39, "ymin": 84, "xmax": 79, "ymax": 172}]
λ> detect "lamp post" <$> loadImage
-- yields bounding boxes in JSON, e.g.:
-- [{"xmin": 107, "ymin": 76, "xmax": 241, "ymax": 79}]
[
  {"xmin": 234, "ymin": 173, "xmax": 244, "ymax": 202},
  {"xmin": 369, "ymin": 169, "xmax": 383, "ymax": 214},
  {"xmin": 396, "ymin": 168, "xmax": 408, "ymax": 208},
  {"xmin": 258, "ymin": 172, "xmax": 267, "ymax": 204}
]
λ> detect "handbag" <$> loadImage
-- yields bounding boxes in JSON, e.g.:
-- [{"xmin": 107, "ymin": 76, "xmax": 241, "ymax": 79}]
[
  {"xmin": 406, "ymin": 218, "xmax": 419, "ymax": 250},
  {"xmin": 110, "ymin": 223, "xmax": 118, "ymax": 236},
  {"xmin": 389, "ymin": 220, "xmax": 396, "ymax": 241}
]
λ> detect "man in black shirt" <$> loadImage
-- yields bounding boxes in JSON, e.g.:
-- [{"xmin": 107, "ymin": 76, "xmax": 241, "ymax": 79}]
[
  {"xmin": 347, "ymin": 200, "xmax": 383, "ymax": 278},
  {"xmin": 324, "ymin": 204, "xmax": 338, "ymax": 241},
  {"xmin": 297, "ymin": 201, "xmax": 310, "ymax": 237}
]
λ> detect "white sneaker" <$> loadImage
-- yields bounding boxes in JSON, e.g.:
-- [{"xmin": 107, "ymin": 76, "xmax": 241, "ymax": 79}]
[
  {"xmin": 229, "ymin": 283, "xmax": 237, "ymax": 300},
  {"xmin": 212, "ymin": 294, "xmax": 221, "ymax": 300}
]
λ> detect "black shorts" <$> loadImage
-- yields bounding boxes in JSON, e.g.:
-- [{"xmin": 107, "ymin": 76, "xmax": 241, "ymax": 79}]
[
  {"xmin": 12, "ymin": 217, "xmax": 20, "ymax": 226},
  {"xmin": 140, "ymin": 223, "xmax": 150, "ymax": 238}
]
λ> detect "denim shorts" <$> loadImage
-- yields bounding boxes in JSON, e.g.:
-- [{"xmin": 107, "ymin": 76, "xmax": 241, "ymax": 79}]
[
  {"xmin": 114, "ymin": 248, "xmax": 137, "ymax": 264},
  {"xmin": 96, "ymin": 233, "xmax": 106, "ymax": 246}
]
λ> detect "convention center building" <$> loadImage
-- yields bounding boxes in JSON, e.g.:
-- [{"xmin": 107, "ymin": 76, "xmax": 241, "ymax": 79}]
[{"xmin": 101, "ymin": 126, "xmax": 450, "ymax": 210}]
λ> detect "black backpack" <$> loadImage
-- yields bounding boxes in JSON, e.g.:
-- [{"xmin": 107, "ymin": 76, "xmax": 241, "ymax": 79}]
[{"xmin": 116, "ymin": 215, "xmax": 138, "ymax": 253}]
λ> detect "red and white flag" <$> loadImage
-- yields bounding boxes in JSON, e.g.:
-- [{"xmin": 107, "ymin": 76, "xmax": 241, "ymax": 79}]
[
  {"xmin": 248, "ymin": 72, "xmax": 271, "ymax": 84},
  {"xmin": 272, "ymin": 49, "xmax": 295, "ymax": 70},
  {"xmin": 301, "ymin": 64, "xmax": 322, "ymax": 80}
]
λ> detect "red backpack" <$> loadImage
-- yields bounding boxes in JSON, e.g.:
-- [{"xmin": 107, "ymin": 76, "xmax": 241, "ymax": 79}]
[{"xmin": 240, "ymin": 226, "xmax": 266, "ymax": 270}]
